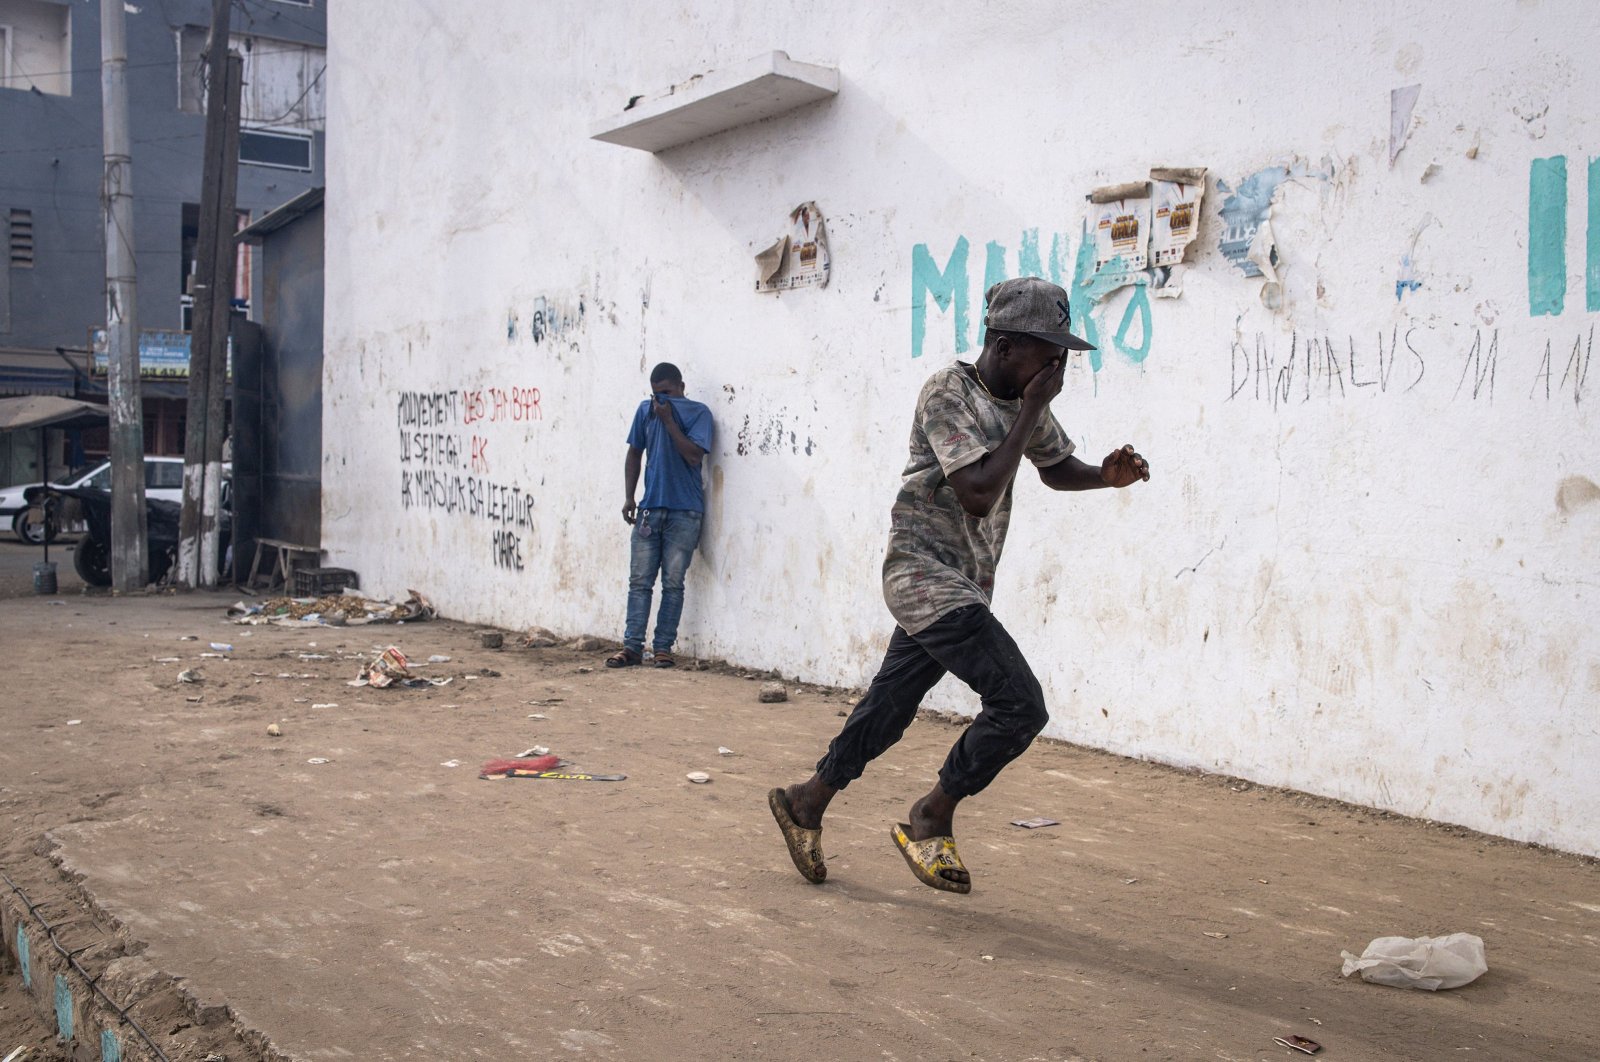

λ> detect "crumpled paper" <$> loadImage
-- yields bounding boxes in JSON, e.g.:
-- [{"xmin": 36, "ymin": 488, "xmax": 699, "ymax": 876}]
[{"xmin": 1340, "ymin": 933, "xmax": 1487, "ymax": 990}]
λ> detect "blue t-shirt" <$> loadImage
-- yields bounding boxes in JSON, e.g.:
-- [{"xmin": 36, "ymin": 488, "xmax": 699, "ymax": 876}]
[{"xmin": 627, "ymin": 396, "xmax": 714, "ymax": 512}]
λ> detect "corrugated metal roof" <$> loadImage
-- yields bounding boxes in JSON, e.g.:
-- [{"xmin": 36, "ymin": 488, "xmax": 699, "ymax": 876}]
[{"xmin": 238, "ymin": 187, "xmax": 325, "ymax": 243}]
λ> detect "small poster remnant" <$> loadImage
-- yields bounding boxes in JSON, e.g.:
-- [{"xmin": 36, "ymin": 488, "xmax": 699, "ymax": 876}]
[
  {"xmin": 1149, "ymin": 167, "xmax": 1206, "ymax": 267},
  {"xmin": 755, "ymin": 201, "xmax": 831, "ymax": 292},
  {"xmin": 1217, "ymin": 165, "xmax": 1289, "ymax": 279},
  {"xmin": 1090, "ymin": 181, "xmax": 1151, "ymax": 288},
  {"xmin": 1082, "ymin": 168, "xmax": 1205, "ymax": 300},
  {"xmin": 1390, "ymin": 84, "xmax": 1421, "ymax": 166}
]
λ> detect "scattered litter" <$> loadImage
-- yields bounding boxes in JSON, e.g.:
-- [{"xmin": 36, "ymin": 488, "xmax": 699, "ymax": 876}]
[
  {"xmin": 5, "ymin": 1046, "xmax": 33, "ymax": 1062},
  {"xmin": 440, "ymin": 759, "xmax": 461, "ymax": 768},
  {"xmin": 66, "ymin": 719, "xmax": 82, "ymax": 726},
  {"xmin": 521, "ymin": 626, "xmax": 560, "ymax": 648},
  {"xmin": 266, "ymin": 723, "xmax": 282, "ymax": 737},
  {"xmin": 1203, "ymin": 931, "xmax": 1229, "ymax": 939},
  {"xmin": 186, "ymin": 696, "xmax": 202, "ymax": 703},
  {"xmin": 178, "ymin": 669, "xmax": 203, "ymax": 684},
  {"xmin": 347, "ymin": 679, "xmax": 370, "ymax": 687},
  {"xmin": 210, "ymin": 642, "xmax": 233, "ymax": 652},
  {"xmin": 227, "ymin": 589, "xmax": 436, "ymax": 627},
  {"xmin": 568, "ymin": 635, "xmax": 610, "ymax": 652},
  {"xmin": 576, "ymin": 666, "xmax": 594, "ymax": 674},
  {"xmin": 312, "ymin": 703, "xmax": 338, "ymax": 709},
  {"xmin": 686, "ymin": 771, "xmax": 712, "ymax": 784},
  {"xmin": 1123, "ymin": 878, "xmax": 1140, "ymax": 885},
  {"xmin": 718, "ymin": 746, "xmax": 734, "ymax": 756},
  {"xmin": 307, "ymin": 757, "xmax": 331, "ymax": 765},
  {"xmin": 478, "ymin": 668, "xmax": 502, "ymax": 678},
  {"xmin": 481, "ymin": 631, "xmax": 504, "ymax": 649},
  {"xmin": 758, "ymin": 682, "xmax": 788, "ymax": 703},
  {"xmin": 200, "ymin": 652, "xmax": 227, "ymax": 659},
  {"xmin": 527, "ymin": 697, "xmax": 564, "ymax": 705},
  {"xmin": 1340, "ymin": 933, "xmax": 1487, "ymax": 990},
  {"xmin": 485, "ymin": 768, "xmax": 626, "ymax": 782},
  {"xmin": 1272, "ymin": 1035, "xmax": 1322, "ymax": 1055},
  {"xmin": 426, "ymin": 654, "xmax": 451, "ymax": 664},
  {"xmin": 515, "ymin": 746, "xmax": 551, "ymax": 758},
  {"xmin": 1010, "ymin": 817, "xmax": 1058, "ymax": 829},
  {"xmin": 357, "ymin": 646, "xmax": 412, "ymax": 688},
  {"xmin": 528, "ymin": 713, "xmax": 548, "ymax": 720},
  {"xmin": 980, "ymin": 954, "xmax": 994, "ymax": 962},
  {"xmin": 154, "ymin": 656, "xmax": 181, "ymax": 663},
  {"xmin": 299, "ymin": 653, "xmax": 330, "ymax": 661},
  {"xmin": 179, "ymin": 635, "xmax": 198, "ymax": 641},
  {"xmin": 479, "ymin": 754, "xmax": 560, "ymax": 778}
]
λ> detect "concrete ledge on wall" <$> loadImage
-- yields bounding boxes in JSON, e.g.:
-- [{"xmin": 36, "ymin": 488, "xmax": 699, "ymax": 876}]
[{"xmin": 590, "ymin": 50, "xmax": 839, "ymax": 152}]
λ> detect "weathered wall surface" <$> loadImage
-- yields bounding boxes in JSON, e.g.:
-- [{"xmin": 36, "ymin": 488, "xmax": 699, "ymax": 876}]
[{"xmin": 323, "ymin": 0, "xmax": 1600, "ymax": 854}]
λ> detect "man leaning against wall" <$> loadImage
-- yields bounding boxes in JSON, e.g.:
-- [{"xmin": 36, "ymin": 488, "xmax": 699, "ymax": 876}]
[{"xmin": 606, "ymin": 362, "xmax": 715, "ymax": 670}]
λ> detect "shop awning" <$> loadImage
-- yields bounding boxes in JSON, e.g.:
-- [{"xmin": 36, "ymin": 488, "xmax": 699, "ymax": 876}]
[{"xmin": 0, "ymin": 349, "xmax": 75, "ymax": 397}]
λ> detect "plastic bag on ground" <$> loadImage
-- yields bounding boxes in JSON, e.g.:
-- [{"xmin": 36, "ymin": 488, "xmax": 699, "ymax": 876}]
[{"xmin": 1340, "ymin": 933, "xmax": 1487, "ymax": 990}]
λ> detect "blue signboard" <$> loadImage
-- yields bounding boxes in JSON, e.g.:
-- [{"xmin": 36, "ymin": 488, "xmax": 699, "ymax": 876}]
[{"xmin": 90, "ymin": 329, "xmax": 231, "ymax": 378}]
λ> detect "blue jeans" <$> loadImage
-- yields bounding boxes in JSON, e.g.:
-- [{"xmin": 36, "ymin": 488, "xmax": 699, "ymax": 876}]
[{"xmin": 624, "ymin": 509, "xmax": 703, "ymax": 654}]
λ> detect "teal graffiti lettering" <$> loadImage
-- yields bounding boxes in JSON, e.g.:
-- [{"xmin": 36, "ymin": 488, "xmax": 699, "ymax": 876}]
[
  {"xmin": 1114, "ymin": 287, "xmax": 1153, "ymax": 363},
  {"xmin": 1528, "ymin": 156, "xmax": 1567, "ymax": 316},
  {"xmin": 1588, "ymin": 156, "xmax": 1600, "ymax": 312},
  {"xmin": 978, "ymin": 240, "xmax": 1008, "ymax": 346},
  {"xmin": 912, "ymin": 227, "xmax": 1158, "ymax": 368},
  {"xmin": 911, "ymin": 237, "xmax": 970, "ymax": 357},
  {"xmin": 102, "ymin": 1030, "xmax": 122, "ymax": 1062}
]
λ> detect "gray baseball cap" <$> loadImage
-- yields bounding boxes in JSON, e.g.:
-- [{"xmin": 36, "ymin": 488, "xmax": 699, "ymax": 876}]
[{"xmin": 983, "ymin": 277, "xmax": 1096, "ymax": 351}]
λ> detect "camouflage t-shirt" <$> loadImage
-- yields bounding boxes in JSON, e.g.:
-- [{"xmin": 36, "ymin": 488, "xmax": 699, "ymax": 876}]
[{"xmin": 881, "ymin": 362, "xmax": 1074, "ymax": 635}]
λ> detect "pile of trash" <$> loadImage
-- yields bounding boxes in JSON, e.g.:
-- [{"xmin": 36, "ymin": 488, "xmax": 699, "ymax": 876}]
[{"xmin": 228, "ymin": 589, "xmax": 436, "ymax": 627}]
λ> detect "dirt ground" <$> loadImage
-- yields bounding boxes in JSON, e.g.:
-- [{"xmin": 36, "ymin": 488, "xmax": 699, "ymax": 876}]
[{"xmin": 0, "ymin": 562, "xmax": 1597, "ymax": 1061}]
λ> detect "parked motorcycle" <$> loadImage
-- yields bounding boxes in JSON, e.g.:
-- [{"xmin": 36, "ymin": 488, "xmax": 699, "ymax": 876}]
[{"xmin": 24, "ymin": 484, "xmax": 230, "ymax": 586}]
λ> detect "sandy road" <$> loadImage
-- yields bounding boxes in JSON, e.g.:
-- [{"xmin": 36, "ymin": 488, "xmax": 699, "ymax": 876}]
[{"xmin": 0, "ymin": 589, "xmax": 1596, "ymax": 1060}]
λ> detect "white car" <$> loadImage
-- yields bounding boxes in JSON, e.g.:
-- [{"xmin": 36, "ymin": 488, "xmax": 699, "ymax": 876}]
[{"xmin": 2, "ymin": 456, "xmax": 187, "ymax": 544}]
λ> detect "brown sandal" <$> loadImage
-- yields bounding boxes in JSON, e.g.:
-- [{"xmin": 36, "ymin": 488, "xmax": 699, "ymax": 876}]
[
  {"xmin": 653, "ymin": 651, "xmax": 676, "ymax": 668},
  {"xmin": 605, "ymin": 648, "xmax": 641, "ymax": 668}
]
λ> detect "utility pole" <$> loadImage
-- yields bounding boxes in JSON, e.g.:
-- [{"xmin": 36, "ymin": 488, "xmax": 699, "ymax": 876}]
[
  {"xmin": 178, "ymin": 0, "xmax": 238, "ymax": 588},
  {"xmin": 200, "ymin": 54, "xmax": 242, "ymax": 586},
  {"xmin": 100, "ymin": 0, "xmax": 147, "ymax": 591}
]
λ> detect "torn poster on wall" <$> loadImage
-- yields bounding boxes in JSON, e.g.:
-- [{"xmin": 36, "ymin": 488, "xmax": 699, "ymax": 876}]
[
  {"xmin": 1217, "ymin": 165, "xmax": 1287, "ymax": 279},
  {"xmin": 1081, "ymin": 167, "xmax": 1206, "ymax": 301},
  {"xmin": 755, "ymin": 201, "xmax": 831, "ymax": 292}
]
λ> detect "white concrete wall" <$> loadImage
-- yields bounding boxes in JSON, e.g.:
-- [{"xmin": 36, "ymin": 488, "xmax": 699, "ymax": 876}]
[{"xmin": 323, "ymin": 0, "xmax": 1600, "ymax": 855}]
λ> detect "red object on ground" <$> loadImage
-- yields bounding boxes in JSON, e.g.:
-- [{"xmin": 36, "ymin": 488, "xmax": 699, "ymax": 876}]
[{"xmin": 478, "ymin": 755, "xmax": 561, "ymax": 778}]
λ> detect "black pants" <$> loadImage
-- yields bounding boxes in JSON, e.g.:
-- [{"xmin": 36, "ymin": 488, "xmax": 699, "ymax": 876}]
[{"xmin": 816, "ymin": 604, "xmax": 1049, "ymax": 800}]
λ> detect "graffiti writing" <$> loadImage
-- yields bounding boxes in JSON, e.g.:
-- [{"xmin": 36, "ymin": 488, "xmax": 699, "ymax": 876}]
[
  {"xmin": 1226, "ymin": 323, "xmax": 1592, "ymax": 408},
  {"xmin": 396, "ymin": 387, "xmax": 541, "ymax": 566},
  {"xmin": 494, "ymin": 529, "xmax": 525, "ymax": 571},
  {"xmin": 1229, "ymin": 328, "xmax": 1425, "ymax": 407},
  {"xmin": 735, "ymin": 408, "xmax": 815, "ymax": 457},
  {"xmin": 509, "ymin": 296, "xmax": 586, "ymax": 345},
  {"xmin": 911, "ymin": 227, "xmax": 1154, "ymax": 371}
]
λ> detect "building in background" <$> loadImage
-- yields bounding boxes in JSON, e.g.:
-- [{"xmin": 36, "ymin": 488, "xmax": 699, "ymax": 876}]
[{"xmin": 0, "ymin": 0, "xmax": 325, "ymax": 485}]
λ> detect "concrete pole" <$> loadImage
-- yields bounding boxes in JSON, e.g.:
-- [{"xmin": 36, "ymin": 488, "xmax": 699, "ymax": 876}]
[
  {"xmin": 100, "ymin": 0, "xmax": 148, "ymax": 591},
  {"xmin": 177, "ymin": 0, "xmax": 232, "ymax": 587},
  {"xmin": 200, "ymin": 54, "xmax": 243, "ymax": 587}
]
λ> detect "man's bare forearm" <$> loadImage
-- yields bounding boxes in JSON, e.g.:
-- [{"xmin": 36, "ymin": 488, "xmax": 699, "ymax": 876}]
[{"xmin": 1039, "ymin": 455, "xmax": 1111, "ymax": 492}]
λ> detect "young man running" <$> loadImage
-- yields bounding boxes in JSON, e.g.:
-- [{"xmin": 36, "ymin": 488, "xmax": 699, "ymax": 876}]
[{"xmin": 769, "ymin": 277, "xmax": 1150, "ymax": 894}]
